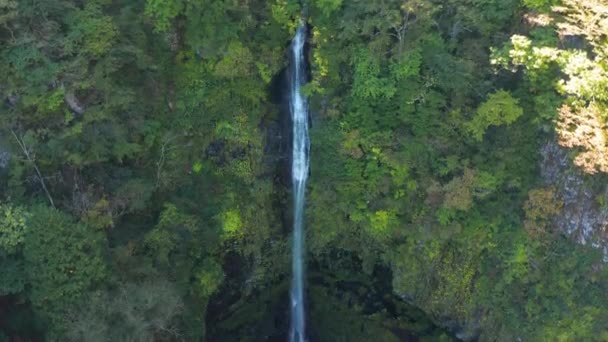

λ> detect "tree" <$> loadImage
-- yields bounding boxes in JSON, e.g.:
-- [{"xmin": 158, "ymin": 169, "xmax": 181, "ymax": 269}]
[
  {"xmin": 492, "ymin": 0, "xmax": 608, "ymax": 173},
  {"xmin": 523, "ymin": 187, "xmax": 563, "ymax": 237},
  {"xmin": 0, "ymin": 203, "xmax": 28, "ymax": 255},
  {"xmin": 0, "ymin": 0, "xmax": 17, "ymax": 28},
  {"xmin": 64, "ymin": 3, "xmax": 118, "ymax": 58},
  {"xmin": 468, "ymin": 90, "xmax": 524, "ymax": 141},
  {"xmin": 0, "ymin": 204, "xmax": 28, "ymax": 296},
  {"xmin": 144, "ymin": 203, "xmax": 199, "ymax": 266},
  {"xmin": 145, "ymin": 0, "xmax": 185, "ymax": 32},
  {"xmin": 64, "ymin": 280, "xmax": 184, "ymax": 342},
  {"xmin": 442, "ymin": 168, "xmax": 477, "ymax": 211},
  {"xmin": 23, "ymin": 206, "xmax": 107, "ymax": 327},
  {"xmin": 522, "ymin": 0, "xmax": 558, "ymax": 10},
  {"xmin": 556, "ymin": 104, "xmax": 608, "ymax": 174},
  {"xmin": 352, "ymin": 49, "xmax": 396, "ymax": 100}
]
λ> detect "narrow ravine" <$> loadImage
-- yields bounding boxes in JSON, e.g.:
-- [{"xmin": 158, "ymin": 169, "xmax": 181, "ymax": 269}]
[{"xmin": 289, "ymin": 23, "xmax": 309, "ymax": 342}]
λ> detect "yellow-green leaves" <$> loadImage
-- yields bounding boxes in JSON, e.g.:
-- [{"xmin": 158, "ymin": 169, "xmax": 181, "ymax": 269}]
[
  {"xmin": 214, "ymin": 41, "xmax": 254, "ymax": 79},
  {"xmin": 559, "ymin": 50, "xmax": 608, "ymax": 101},
  {"xmin": 313, "ymin": 0, "xmax": 343, "ymax": 16},
  {"xmin": 0, "ymin": 204, "xmax": 28, "ymax": 255},
  {"xmin": 390, "ymin": 48, "xmax": 422, "ymax": 81},
  {"xmin": 81, "ymin": 198, "xmax": 113, "ymax": 230},
  {"xmin": 468, "ymin": 90, "xmax": 523, "ymax": 141},
  {"xmin": 192, "ymin": 160, "xmax": 203, "ymax": 174},
  {"xmin": 352, "ymin": 50, "xmax": 396, "ymax": 100},
  {"xmin": 144, "ymin": 0, "xmax": 184, "ymax": 33},
  {"xmin": 255, "ymin": 62, "xmax": 273, "ymax": 84},
  {"xmin": 195, "ymin": 259, "xmax": 224, "ymax": 297},
  {"xmin": 493, "ymin": 2, "xmax": 608, "ymax": 174},
  {"xmin": 522, "ymin": 0, "xmax": 557, "ymax": 10},
  {"xmin": 368, "ymin": 210, "xmax": 396, "ymax": 239},
  {"xmin": 40, "ymin": 87, "xmax": 65, "ymax": 113},
  {"xmin": 144, "ymin": 204, "xmax": 198, "ymax": 265},
  {"xmin": 503, "ymin": 241, "xmax": 530, "ymax": 284},
  {"xmin": 271, "ymin": 0, "xmax": 301, "ymax": 31},
  {"xmin": 491, "ymin": 35, "xmax": 559, "ymax": 81},
  {"xmin": 502, "ymin": 37, "xmax": 608, "ymax": 102},
  {"xmin": 219, "ymin": 209, "xmax": 243, "ymax": 239},
  {"xmin": 492, "ymin": 1, "xmax": 608, "ymax": 165},
  {"xmin": 66, "ymin": 4, "xmax": 118, "ymax": 57}
]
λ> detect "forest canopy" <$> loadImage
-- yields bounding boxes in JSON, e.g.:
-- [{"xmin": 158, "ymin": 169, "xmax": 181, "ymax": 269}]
[{"xmin": 1, "ymin": 0, "xmax": 608, "ymax": 341}]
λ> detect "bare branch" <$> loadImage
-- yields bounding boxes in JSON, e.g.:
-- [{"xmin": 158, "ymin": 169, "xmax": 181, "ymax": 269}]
[{"xmin": 10, "ymin": 129, "xmax": 56, "ymax": 208}]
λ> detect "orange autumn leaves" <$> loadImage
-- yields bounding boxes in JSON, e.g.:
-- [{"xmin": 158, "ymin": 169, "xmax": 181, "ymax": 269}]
[
  {"xmin": 523, "ymin": 187, "xmax": 563, "ymax": 237},
  {"xmin": 557, "ymin": 103, "xmax": 608, "ymax": 174}
]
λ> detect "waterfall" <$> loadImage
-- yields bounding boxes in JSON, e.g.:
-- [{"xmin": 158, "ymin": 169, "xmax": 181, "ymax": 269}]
[{"xmin": 289, "ymin": 24, "xmax": 309, "ymax": 342}]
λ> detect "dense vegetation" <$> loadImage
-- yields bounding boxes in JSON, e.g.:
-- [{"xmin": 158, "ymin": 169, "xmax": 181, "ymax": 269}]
[{"xmin": 1, "ymin": 0, "xmax": 608, "ymax": 340}]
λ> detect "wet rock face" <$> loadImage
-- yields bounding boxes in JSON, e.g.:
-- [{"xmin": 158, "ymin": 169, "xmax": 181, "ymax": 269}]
[
  {"xmin": 0, "ymin": 150, "xmax": 9, "ymax": 169},
  {"xmin": 541, "ymin": 140, "xmax": 608, "ymax": 258}
]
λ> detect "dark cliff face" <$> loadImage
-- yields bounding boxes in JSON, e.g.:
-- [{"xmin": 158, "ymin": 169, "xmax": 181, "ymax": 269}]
[
  {"xmin": 541, "ymin": 140, "xmax": 608, "ymax": 259},
  {"xmin": 0, "ymin": 136, "xmax": 11, "ymax": 196},
  {"xmin": 206, "ymin": 44, "xmax": 294, "ymax": 342},
  {"xmin": 0, "ymin": 149, "xmax": 9, "ymax": 169}
]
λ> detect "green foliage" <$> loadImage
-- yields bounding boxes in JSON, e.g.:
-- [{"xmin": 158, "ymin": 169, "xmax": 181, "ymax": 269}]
[
  {"xmin": 145, "ymin": 203, "xmax": 198, "ymax": 266},
  {"xmin": 41, "ymin": 88, "xmax": 65, "ymax": 113},
  {"xmin": 0, "ymin": 204, "xmax": 28, "ymax": 255},
  {"xmin": 468, "ymin": 0, "xmax": 519, "ymax": 34},
  {"xmin": 145, "ymin": 0, "xmax": 184, "ymax": 32},
  {"xmin": 367, "ymin": 210, "xmax": 397, "ymax": 239},
  {"xmin": 2, "ymin": 1, "xmax": 608, "ymax": 340},
  {"xmin": 352, "ymin": 50, "xmax": 396, "ymax": 100},
  {"xmin": 192, "ymin": 160, "xmax": 203, "ymax": 173},
  {"xmin": 304, "ymin": 1, "xmax": 608, "ymax": 340},
  {"xmin": 0, "ymin": 0, "xmax": 17, "ymax": 26},
  {"xmin": 64, "ymin": 280, "xmax": 184, "ymax": 342},
  {"xmin": 502, "ymin": 240, "xmax": 530, "ymax": 284},
  {"xmin": 442, "ymin": 168, "xmax": 476, "ymax": 211},
  {"xmin": 390, "ymin": 48, "xmax": 423, "ymax": 80},
  {"xmin": 214, "ymin": 41, "xmax": 254, "ymax": 79},
  {"xmin": 313, "ymin": 0, "xmax": 343, "ymax": 16},
  {"xmin": 0, "ymin": 204, "xmax": 27, "ymax": 296},
  {"xmin": 468, "ymin": 90, "xmax": 524, "ymax": 141},
  {"xmin": 522, "ymin": 0, "xmax": 558, "ymax": 10},
  {"xmin": 271, "ymin": 0, "xmax": 301, "ymax": 30},
  {"xmin": 66, "ymin": 3, "xmax": 118, "ymax": 57},
  {"xmin": 492, "ymin": 0, "xmax": 608, "ymax": 176},
  {"xmin": 219, "ymin": 208, "xmax": 243, "ymax": 239},
  {"xmin": 24, "ymin": 206, "xmax": 107, "ymax": 323},
  {"xmin": 0, "ymin": 257, "xmax": 25, "ymax": 296},
  {"xmin": 0, "ymin": 0, "xmax": 292, "ymax": 339},
  {"xmin": 196, "ymin": 258, "xmax": 224, "ymax": 297}
]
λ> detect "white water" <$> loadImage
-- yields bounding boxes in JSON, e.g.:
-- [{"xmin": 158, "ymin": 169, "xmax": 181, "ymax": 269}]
[{"xmin": 289, "ymin": 24, "xmax": 309, "ymax": 342}]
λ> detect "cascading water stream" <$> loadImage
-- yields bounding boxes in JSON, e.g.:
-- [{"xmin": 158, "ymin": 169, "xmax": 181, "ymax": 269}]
[{"xmin": 289, "ymin": 24, "xmax": 309, "ymax": 342}]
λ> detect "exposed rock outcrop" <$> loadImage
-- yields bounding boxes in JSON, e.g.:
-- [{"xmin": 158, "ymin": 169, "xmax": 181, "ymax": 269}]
[
  {"xmin": 541, "ymin": 140, "xmax": 608, "ymax": 259},
  {"xmin": 64, "ymin": 90, "xmax": 85, "ymax": 116},
  {"xmin": 0, "ymin": 149, "xmax": 10, "ymax": 169}
]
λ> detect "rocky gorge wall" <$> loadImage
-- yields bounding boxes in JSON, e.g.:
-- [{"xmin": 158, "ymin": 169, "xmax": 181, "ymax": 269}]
[{"xmin": 541, "ymin": 140, "xmax": 608, "ymax": 260}]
